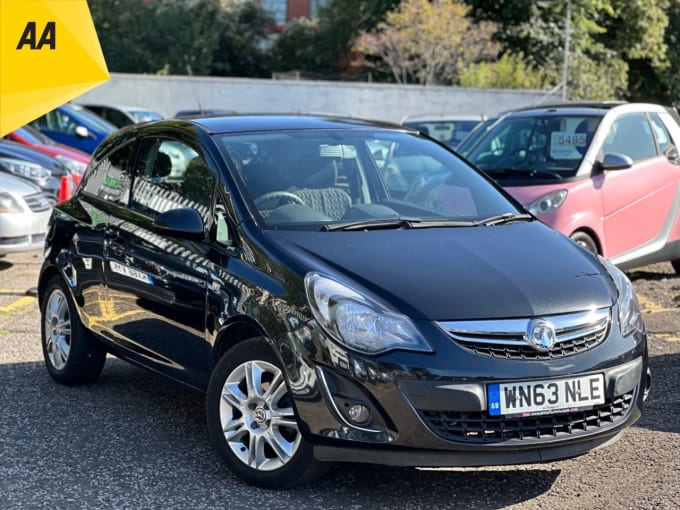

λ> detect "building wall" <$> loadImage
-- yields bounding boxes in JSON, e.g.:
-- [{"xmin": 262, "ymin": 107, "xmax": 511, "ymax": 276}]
[{"xmin": 75, "ymin": 73, "xmax": 551, "ymax": 124}]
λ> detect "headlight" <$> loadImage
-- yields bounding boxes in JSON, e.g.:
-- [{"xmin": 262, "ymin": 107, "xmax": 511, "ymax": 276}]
[
  {"xmin": 0, "ymin": 157, "xmax": 51, "ymax": 180},
  {"xmin": 305, "ymin": 272, "xmax": 432, "ymax": 354},
  {"xmin": 600, "ymin": 257, "xmax": 645, "ymax": 336},
  {"xmin": 0, "ymin": 192, "xmax": 24, "ymax": 213},
  {"xmin": 526, "ymin": 189, "xmax": 568, "ymax": 215},
  {"xmin": 54, "ymin": 155, "xmax": 87, "ymax": 175}
]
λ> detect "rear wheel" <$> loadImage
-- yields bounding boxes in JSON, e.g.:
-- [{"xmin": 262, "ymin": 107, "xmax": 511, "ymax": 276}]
[
  {"xmin": 206, "ymin": 337, "xmax": 328, "ymax": 489},
  {"xmin": 40, "ymin": 276, "xmax": 106, "ymax": 385},
  {"xmin": 570, "ymin": 231, "xmax": 598, "ymax": 254}
]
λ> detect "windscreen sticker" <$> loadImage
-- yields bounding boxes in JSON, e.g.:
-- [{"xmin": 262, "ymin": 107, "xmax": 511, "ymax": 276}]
[
  {"xmin": 110, "ymin": 261, "xmax": 153, "ymax": 285},
  {"xmin": 550, "ymin": 131, "xmax": 587, "ymax": 159}
]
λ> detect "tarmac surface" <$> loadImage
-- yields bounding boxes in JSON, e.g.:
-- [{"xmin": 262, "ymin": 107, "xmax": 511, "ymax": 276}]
[{"xmin": 0, "ymin": 249, "xmax": 678, "ymax": 510}]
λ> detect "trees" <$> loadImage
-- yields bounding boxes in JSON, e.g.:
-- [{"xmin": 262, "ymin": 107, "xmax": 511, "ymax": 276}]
[
  {"xmin": 355, "ymin": 0, "xmax": 498, "ymax": 85},
  {"xmin": 90, "ymin": 0, "xmax": 272, "ymax": 77},
  {"xmin": 465, "ymin": 0, "xmax": 670, "ymax": 100}
]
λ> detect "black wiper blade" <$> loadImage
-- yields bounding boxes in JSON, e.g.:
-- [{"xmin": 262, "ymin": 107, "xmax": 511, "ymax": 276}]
[
  {"xmin": 323, "ymin": 217, "xmax": 480, "ymax": 231},
  {"xmin": 479, "ymin": 212, "xmax": 533, "ymax": 226},
  {"xmin": 487, "ymin": 167, "xmax": 562, "ymax": 179},
  {"xmin": 322, "ymin": 218, "xmax": 419, "ymax": 231}
]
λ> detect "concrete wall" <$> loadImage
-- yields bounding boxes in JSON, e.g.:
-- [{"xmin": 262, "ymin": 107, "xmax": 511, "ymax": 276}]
[{"xmin": 75, "ymin": 73, "xmax": 551, "ymax": 124}]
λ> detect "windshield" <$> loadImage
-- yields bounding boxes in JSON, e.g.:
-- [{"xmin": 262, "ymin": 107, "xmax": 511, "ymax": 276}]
[
  {"xmin": 14, "ymin": 125, "xmax": 54, "ymax": 145},
  {"xmin": 128, "ymin": 110, "xmax": 163, "ymax": 123},
  {"xmin": 467, "ymin": 114, "xmax": 602, "ymax": 179},
  {"xmin": 403, "ymin": 119, "xmax": 482, "ymax": 149},
  {"xmin": 216, "ymin": 129, "xmax": 521, "ymax": 230},
  {"xmin": 66, "ymin": 105, "xmax": 118, "ymax": 133}
]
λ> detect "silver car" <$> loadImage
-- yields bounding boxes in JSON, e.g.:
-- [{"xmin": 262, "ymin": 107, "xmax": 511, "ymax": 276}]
[{"xmin": 0, "ymin": 173, "xmax": 53, "ymax": 255}]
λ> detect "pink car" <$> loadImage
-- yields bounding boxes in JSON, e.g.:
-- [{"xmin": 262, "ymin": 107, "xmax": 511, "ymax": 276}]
[{"xmin": 465, "ymin": 102, "xmax": 680, "ymax": 272}]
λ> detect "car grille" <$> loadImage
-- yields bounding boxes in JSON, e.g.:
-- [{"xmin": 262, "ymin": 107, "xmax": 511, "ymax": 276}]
[
  {"xmin": 436, "ymin": 308, "xmax": 610, "ymax": 360},
  {"xmin": 419, "ymin": 389, "xmax": 635, "ymax": 444},
  {"xmin": 23, "ymin": 192, "xmax": 53, "ymax": 212}
]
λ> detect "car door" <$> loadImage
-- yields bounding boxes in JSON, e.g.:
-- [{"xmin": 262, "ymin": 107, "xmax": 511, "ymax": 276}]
[
  {"xmin": 69, "ymin": 140, "xmax": 136, "ymax": 337},
  {"xmin": 600, "ymin": 112, "xmax": 680, "ymax": 258},
  {"xmin": 102, "ymin": 134, "xmax": 216, "ymax": 388}
]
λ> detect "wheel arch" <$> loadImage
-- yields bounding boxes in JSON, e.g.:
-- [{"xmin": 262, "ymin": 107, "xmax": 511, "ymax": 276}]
[
  {"xmin": 569, "ymin": 227, "xmax": 602, "ymax": 255},
  {"xmin": 211, "ymin": 316, "xmax": 273, "ymax": 368}
]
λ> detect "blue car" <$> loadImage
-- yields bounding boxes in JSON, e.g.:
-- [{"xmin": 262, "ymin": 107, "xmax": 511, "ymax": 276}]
[{"xmin": 29, "ymin": 103, "xmax": 117, "ymax": 154}]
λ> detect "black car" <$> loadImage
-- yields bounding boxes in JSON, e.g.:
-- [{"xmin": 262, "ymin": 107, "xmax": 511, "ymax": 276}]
[{"xmin": 38, "ymin": 115, "xmax": 650, "ymax": 489}]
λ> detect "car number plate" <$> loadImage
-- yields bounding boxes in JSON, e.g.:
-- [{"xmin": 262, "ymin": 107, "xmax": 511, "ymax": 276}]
[{"xmin": 487, "ymin": 374, "xmax": 605, "ymax": 417}]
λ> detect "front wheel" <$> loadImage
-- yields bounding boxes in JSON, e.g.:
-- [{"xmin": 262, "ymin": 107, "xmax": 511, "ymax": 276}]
[
  {"xmin": 206, "ymin": 337, "xmax": 328, "ymax": 489},
  {"xmin": 570, "ymin": 231, "xmax": 598, "ymax": 254},
  {"xmin": 40, "ymin": 276, "xmax": 106, "ymax": 385}
]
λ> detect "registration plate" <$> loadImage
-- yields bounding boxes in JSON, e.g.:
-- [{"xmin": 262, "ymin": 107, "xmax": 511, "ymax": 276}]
[{"xmin": 488, "ymin": 374, "xmax": 605, "ymax": 417}]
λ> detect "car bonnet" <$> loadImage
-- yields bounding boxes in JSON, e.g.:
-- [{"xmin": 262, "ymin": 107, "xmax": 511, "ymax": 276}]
[{"xmin": 266, "ymin": 221, "xmax": 616, "ymax": 321}]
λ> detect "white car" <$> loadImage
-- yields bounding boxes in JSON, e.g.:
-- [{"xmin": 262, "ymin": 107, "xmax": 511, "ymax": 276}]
[
  {"xmin": 0, "ymin": 173, "xmax": 53, "ymax": 255},
  {"xmin": 401, "ymin": 113, "xmax": 486, "ymax": 149}
]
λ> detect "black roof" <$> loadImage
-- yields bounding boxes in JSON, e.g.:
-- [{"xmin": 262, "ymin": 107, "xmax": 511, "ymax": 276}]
[{"xmin": 188, "ymin": 114, "xmax": 407, "ymax": 135}]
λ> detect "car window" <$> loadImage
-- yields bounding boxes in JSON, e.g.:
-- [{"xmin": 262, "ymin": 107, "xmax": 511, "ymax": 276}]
[
  {"xmin": 648, "ymin": 113, "xmax": 674, "ymax": 155},
  {"xmin": 130, "ymin": 138, "xmax": 214, "ymax": 222},
  {"xmin": 404, "ymin": 120, "xmax": 481, "ymax": 148},
  {"xmin": 467, "ymin": 115, "xmax": 601, "ymax": 179},
  {"xmin": 217, "ymin": 129, "xmax": 519, "ymax": 229},
  {"xmin": 32, "ymin": 109, "xmax": 79, "ymax": 135},
  {"xmin": 602, "ymin": 113, "xmax": 657, "ymax": 162},
  {"xmin": 80, "ymin": 141, "xmax": 134, "ymax": 204}
]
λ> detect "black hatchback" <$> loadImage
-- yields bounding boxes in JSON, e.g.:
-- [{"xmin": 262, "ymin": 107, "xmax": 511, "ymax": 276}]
[{"xmin": 38, "ymin": 115, "xmax": 650, "ymax": 489}]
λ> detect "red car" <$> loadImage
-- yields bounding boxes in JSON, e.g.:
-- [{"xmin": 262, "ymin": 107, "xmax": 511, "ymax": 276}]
[{"xmin": 6, "ymin": 125, "xmax": 90, "ymax": 177}]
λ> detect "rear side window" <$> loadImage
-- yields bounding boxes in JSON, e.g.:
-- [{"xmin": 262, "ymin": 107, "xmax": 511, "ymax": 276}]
[{"xmin": 81, "ymin": 141, "xmax": 134, "ymax": 204}]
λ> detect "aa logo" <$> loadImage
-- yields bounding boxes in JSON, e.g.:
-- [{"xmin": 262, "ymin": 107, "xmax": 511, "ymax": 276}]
[
  {"xmin": 0, "ymin": 1, "xmax": 109, "ymax": 135},
  {"xmin": 16, "ymin": 21, "xmax": 56, "ymax": 50}
]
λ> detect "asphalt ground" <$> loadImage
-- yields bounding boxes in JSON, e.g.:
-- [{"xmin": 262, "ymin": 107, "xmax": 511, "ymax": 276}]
[{"xmin": 0, "ymin": 250, "xmax": 678, "ymax": 510}]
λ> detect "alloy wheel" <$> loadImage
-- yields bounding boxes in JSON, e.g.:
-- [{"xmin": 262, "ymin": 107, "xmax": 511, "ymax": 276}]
[
  {"xmin": 219, "ymin": 360, "xmax": 301, "ymax": 471},
  {"xmin": 44, "ymin": 289, "xmax": 71, "ymax": 370}
]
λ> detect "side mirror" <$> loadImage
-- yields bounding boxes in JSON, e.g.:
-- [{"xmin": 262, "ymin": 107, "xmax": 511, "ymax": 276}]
[
  {"xmin": 153, "ymin": 207, "xmax": 205, "ymax": 239},
  {"xmin": 74, "ymin": 125, "xmax": 94, "ymax": 139},
  {"xmin": 600, "ymin": 153, "xmax": 633, "ymax": 171},
  {"xmin": 664, "ymin": 144, "xmax": 679, "ymax": 162}
]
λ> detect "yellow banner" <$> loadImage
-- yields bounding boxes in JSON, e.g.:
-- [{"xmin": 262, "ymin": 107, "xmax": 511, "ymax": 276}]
[{"xmin": 0, "ymin": 0, "xmax": 109, "ymax": 135}]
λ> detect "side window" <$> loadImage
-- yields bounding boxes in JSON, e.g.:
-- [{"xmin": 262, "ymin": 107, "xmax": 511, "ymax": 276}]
[
  {"xmin": 80, "ymin": 142, "xmax": 134, "ymax": 204},
  {"xmin": 602, "ymin": 113, "xmax": 657, "ymax": 162},
  {"xmin": 130, "ymin": 137, "xmax": 215, "ymax": 222},
  {"xmin": 649, "ymin": 113, "xmax": 673, "ymax": 155}
]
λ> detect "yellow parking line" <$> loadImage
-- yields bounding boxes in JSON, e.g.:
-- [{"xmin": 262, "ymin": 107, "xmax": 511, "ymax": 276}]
[
  {"xmin": 655, "ymin": 333, "xmax": 680, "ymax": 342},
  {"xmin": 637, "ymin": 295, "xmax": 672, "ymax": 314},
  {"xmin": 0, "ymin": 296, "xmax": 35, "ymax": 313}
]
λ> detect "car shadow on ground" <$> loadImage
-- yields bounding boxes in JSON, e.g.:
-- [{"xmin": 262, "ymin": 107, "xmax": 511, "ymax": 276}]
[
  {"xmin": 1, "ymin": 358, "xmax": 561, "ymax": 509},
  {"xmin": 635, "ymin": 350, "xmax": 679, "ymax": 434}
]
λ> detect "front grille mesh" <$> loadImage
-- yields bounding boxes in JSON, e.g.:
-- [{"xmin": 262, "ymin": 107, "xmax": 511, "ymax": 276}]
[
  {"xmin": 437, "ymin": 308, "xmax": 610, "ymax": 360},
  {"xmin": 23, "ymin": 192, "xmax": 52, "ymax": 212},
  {"xmin": 420, "ymin": 390, "xmax": 635, "ymax": 444}
]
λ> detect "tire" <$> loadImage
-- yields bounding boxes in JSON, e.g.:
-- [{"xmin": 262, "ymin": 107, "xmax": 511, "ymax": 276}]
[
  {"xmin": 671, "ymin": 260, "xmax": 680, "ymax": 275},
  {"xmin": 40, "ymin": 276, "xmax": 106, "ymax": 385},
  {"xmin": 206, "ymin": 337, "xmax": 328, "ymax": 489},
  {"xmin": 570, "ymin": 231, "xmax": 598, "ymax": 254}
]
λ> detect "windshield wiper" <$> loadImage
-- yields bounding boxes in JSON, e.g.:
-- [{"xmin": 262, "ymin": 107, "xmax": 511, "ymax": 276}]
[
  {"xmin": 478, "ymin": 212, "xmax": 533, "ymax": 226},
  {"xmin": 322, "ymin": 218, "xmax": 419, "ymax": 231},
  {"xmin": 324, "ymin": 217, "xmax": 481, "ymax": 231},
  {"xmin": 486, "ymin": 167, "xmax": 562, "ymax": 180}
]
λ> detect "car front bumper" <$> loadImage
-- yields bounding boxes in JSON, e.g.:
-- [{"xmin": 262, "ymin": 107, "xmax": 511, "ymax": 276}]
[{"xmin": 282, "ymin": 321, "xmax": 648, "ymax": 466}]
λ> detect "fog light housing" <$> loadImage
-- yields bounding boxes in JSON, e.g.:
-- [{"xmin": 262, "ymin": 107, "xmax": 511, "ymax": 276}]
[{"xmin": 347, "ymin": 403, "xmax": 371, "ymax": 424}]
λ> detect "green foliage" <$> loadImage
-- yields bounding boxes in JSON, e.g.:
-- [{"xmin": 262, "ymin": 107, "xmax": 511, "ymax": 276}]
[
  {"xmin": 90, "ymin": 0, "xmax": 272, "ymax": 77},
  {"xmin": 272, "ymin": 0, "xmax": 400, "ymax": 75},
  {"xmin": 356, "ymin": 0, "xmax": 498, "ymax": 85},
  {"xmin": 458, "ymin": 53, "xmax": 548, "ymax": 89},
  {"xmin": 464, "ymin": 0, "xmax": 670, "ymax": 100}
]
